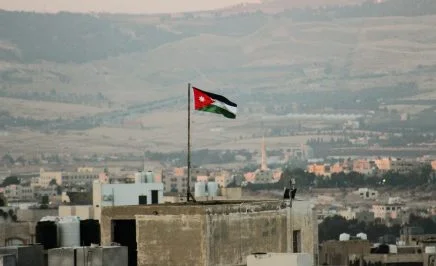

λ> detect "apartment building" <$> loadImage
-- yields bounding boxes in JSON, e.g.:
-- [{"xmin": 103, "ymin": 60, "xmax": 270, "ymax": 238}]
[
  {"xmin": 372, "ymin": 203, "xmax": 404, "ymax": 220},
  {"xmin": 39, "ymin": 168, "xmax": 100, "ymax": 187}
]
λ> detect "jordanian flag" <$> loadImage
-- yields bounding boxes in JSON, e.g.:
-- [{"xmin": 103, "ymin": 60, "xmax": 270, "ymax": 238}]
[{"xmin": 193, "ymin": 87, "xmax": 237, "ymax": 119}]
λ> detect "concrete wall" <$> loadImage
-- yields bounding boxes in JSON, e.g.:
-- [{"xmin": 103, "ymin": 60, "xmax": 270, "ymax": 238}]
[
  {"xmin": 0, "ymin": 245, "xmax": 43, "ymax": 266},
  {"xmin": 16, "ymin": 209, "xmax": 57, "ymax": 222},
  {"xmin": 58, "ymin": 205, "xmax": 94, "ymax": 220},
  {"xmin": 136, "ymin": 215, "xmax": 206, "ymax": 266},
  {"xmin": 291, "ymin": 201, "xmax": 319, "ymax": 264},
  {"xmin": 221, "ymin": 187, "xmax": 242, "ymax": 200},
  {"xmin": 247, "ymin": 253, "xmax": 313, "ymax": 266},
  {"xmin": 320, "ymin": 240, "xmax": 371, "ymax": 266},
  {"xmin": 101, "ymin": 200, "xmax": 318, "ymax": 266},
  {"xmin": 207, "ymin": 208, "xmax": 288, "ymax": 265},
  {"xmin": 0, "ymin": 223, "xmax": 36, "ymax": 246},
  {"xmin": 48, "ymin": 248, "xmax": 75, "ymax": 266},
  {"xmin": 0, "ymin": 254, "xmax": 17, "ymax": 266}
]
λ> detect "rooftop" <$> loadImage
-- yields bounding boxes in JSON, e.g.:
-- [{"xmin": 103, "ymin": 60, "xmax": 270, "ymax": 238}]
[{"xmin": 101, "ymin": 200, "xmax": 289, "ymax": 217}]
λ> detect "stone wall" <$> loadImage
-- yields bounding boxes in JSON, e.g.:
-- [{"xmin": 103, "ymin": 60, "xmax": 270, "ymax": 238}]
[
  {"xmin": 0, "ymin": 222, "xmax": 36, "ymax": 246},
  {"xmin": 17, "ymin": 209, "xmax": 57, "ymax": 222},
  {"xmin": 101, "ymin": 200, "xmax": 318, "ymax": 266}
]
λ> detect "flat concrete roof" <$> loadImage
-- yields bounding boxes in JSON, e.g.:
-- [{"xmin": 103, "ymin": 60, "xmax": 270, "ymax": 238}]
[{"xmin": 101, "ymin": 200, "xmax": 288, "ymax": 218}]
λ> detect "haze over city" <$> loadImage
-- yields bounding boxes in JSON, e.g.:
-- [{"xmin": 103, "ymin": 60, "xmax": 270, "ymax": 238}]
[
  {"xmin": 1, "ymin": 0, "xmax": 436, "ymax": 265},
  {"xmin": 0, "ymin": 0, "xmax": 261, "ymax": 13}
]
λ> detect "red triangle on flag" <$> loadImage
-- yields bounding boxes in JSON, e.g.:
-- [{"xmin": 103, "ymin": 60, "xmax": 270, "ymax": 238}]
[{"xmin": 193, "ymin": 87, "xmax": 214, "ymax": 109}]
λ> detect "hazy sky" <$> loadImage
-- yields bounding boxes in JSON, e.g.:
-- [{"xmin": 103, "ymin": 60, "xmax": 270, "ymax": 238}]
[{"xmin": 0, "ymin": 0, "xmax": 261, "ymax": 14}]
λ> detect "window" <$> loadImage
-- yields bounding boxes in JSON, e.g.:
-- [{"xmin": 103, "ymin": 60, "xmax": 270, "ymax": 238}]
[{"xmin": 293, "ymin": 230, "xmax": 301, "ymax": 253}]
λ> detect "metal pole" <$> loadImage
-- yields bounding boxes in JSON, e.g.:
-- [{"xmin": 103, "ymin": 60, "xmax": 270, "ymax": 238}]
[
  {"xmin": 187, "ymin": 83, "xmax": 196, "ymax": 203},
  {"xmin": 187, "ymin": 83, "xmax": 192, "ymax": 202}
]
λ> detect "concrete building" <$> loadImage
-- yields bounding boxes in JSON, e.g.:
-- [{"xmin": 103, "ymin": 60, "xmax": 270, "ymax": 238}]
[
  {"xmin": 93, "ymin": 181, "xmax": 163, "ymax": 221},
  {"xmin": 372, "ymin": 203, "xmax": 404, "ymax": 220},
  {"xmin": 16, "ymin": 209, "xmax": 57, "ymax": 222},
  {"xmin": 161, "ymin": 168, "xmax": 195, "ymax": 193},
  {"xmin": 39, "ymin": 168, "xmax": 99, "ymax": 187},
  {"xmin": 350, "ymin": 252, "xmax": 436, "ymax": 266},
  {"xmin": 307, "ymin": 164, "xmax": 331, "ymax": 177},
  {"xmin": 352, "ymin": 160, "xmax": 376, "ymax": 175},
  {"xmin": 246, "ymin": 253, "xmax": 313, "ymax": 266},
  {"xmin": 374, "ymin": 158, "xmax": 423, "ymax": 174},
  {"xmin": 0, "ymin": 245, "xmax": 43, "ymax": 266},
  {"xmin": 59, "ymin": 205, "xmax": 94, "ymax": 220},
  {"xmin": 48, "ymin": 246, "xmax": 127, "ymax": 266},
  {"xmin": 100, "ymin": 200, "xmax": 318, "ymax": 266},
  {"xmin": 355, "ymin": 188, "xmax": 378, "ymax": 200},
  {"xmin": 320, "ymin": 240, "xmax": 371, "ymax": 266},
  {"xmin": 0, "ymin": 223, "xmax": 37, "ymax": 247},
  {"xmin": 2, "ymin": 185, "xmax": 33, "ymax": 201}
]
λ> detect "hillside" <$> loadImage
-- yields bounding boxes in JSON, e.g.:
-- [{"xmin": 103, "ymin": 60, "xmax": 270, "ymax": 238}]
[{"xmin": 1, "ymin": 0, "xmax": 436, "ymax": 155}]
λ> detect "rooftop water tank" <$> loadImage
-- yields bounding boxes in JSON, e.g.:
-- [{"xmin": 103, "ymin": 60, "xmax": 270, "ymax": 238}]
[
  {"xmin": 195, "ymin": 182, "xmax": 207, "ymax": 197},
  {"xmin": 40, "ymin": 216, "xmax": 59, "ymax": 222},
  {"xmin": 339, "ymin": 233, "xmax": 350, "ymax": 241},
  {"xmin": 357, "ymin": 233, "xmax": 368, "ymax": 240},
  {"xmin": 36, "ymin": 221, "xmax": 58, "ymax": 249},
  {"xmin": 207, "ymin": 182, "xmax": 218, "ymax": 197},
  {"xmin": 389, "ymin": 245, "xmax": 398, "ymax": 254},
  {"xmin": 134, "ymin": 171, "xmax": 146, "ymax": 184},
  {"xmin": 145, "ymin": 171, "xmax": 154, "ymax": 183},
  {"xmin": 58, "ymin": 216, "xmax": 80, "ymax": 247},
  {"xmin": 425, "ymin": 246, "xmax": 436, "ymax": 254}
]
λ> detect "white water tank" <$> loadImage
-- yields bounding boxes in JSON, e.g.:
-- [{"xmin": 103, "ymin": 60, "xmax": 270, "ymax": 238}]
[
  {"xmin": 357, "ymin": 233, "xmax": 368, "ymax": 240},
  {"xmin": 135, "ymin": 171, "xmax": 148, "ymax": 184},
  {"xmin": 397, "ymin": 240, "xmax": 406, "ymax": 246},
  {"xmin": 389, "ymin": 245, "xmax": 398, "ymax": 254},
  {"xmin": 207, "ymin": 182, "xmax": 218, "ymax": 197},
  {"xmin": 145, "ymin": 171, "xmax": 154, "ymax": 183},
  {"xmin": 58, "ymin": 216, "xmax": 80, "ymax": 247},
  {"xmin": 40, "ymin": 216, "xmax": 59, "ymax": 222},
  {"xmin": 195, "ymin": 182, "xmax": 207, "ymax": 197},
  {"xmin": 339, "ymin": 233, "xmax": 350, "ymax": 241},
  {"xmin": 425, "ymin": 246, "xmax": 436, "ymax": 254}
]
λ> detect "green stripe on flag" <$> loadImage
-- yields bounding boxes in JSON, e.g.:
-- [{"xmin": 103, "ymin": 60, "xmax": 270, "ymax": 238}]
[{"xmin": 199, "ymin": 105, "xmax": 236, "ymax": 119}]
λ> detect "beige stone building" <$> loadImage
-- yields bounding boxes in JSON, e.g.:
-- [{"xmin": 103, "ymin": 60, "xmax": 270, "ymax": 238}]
[
  {"xmin": 39, "ymin": 168, "xmax": 99, "ymax": 187},
  {"xmin": 101, "ymin": 200, "xmax": 318, "ymax": 266}
]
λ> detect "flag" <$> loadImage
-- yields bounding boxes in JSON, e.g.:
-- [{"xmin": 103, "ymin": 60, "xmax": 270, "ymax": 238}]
[{"xmin": 192, "ymin": 87, "xmax": 238, "ymax": 119}]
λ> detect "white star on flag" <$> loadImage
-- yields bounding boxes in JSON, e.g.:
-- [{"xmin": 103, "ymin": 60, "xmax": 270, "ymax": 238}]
[{"xmin": 199, "ymin": 96, "xmax": 205, "ymax": 102}]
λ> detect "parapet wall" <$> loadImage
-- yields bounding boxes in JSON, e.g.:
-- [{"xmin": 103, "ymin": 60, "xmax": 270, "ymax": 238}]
[{"xmin": 102, "ymin": 200, "xmax": 317, "ymax": 266}]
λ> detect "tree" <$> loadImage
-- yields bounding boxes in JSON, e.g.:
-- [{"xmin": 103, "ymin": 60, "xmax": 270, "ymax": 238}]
[
  {"xmin": 1, "ymin": 154, "xmax": 14, "ymax": 165},
  {"xmin": 1, "ymin": 176, "xmax": 20, "ymax": 187},
  {"xmin": 49, "ymin": 179, "xmax": 57, "ymax": 186}
]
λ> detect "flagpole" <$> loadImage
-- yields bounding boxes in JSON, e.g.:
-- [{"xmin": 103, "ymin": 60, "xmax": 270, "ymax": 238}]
[{"xmin": 187, "ymin": 83, "xmax": 196, "ymax": 202}]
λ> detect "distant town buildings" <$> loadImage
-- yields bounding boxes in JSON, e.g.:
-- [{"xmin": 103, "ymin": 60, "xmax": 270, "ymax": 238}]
[
  {"xmin": 372, "ymin": 203, "xmax": 404, "ymax": 221},
  {"xmin": 355, "ymin": 188, "xmax": 378, "ymax": 200}
]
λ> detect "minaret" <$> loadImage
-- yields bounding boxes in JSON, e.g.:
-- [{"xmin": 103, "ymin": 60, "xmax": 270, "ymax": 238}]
[{"xmin": 261, "ymin": 136, "xmax": 268, "ymax": 171}]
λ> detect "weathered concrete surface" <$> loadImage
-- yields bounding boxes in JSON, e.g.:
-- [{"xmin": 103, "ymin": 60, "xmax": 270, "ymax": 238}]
[
  {"xmin": 0, "ymin": 245, "xmax": 43, "ymax": 266},
  {"xmin": 320, "ymin": 240, "xmax": 371, "ymax": 266},
  {"xmin": 76, "ymin": 246, "xmax": 128, "ymax": 266},
  {"xmin": 136, "ymin": 215, "xmax": 205, "ymax": 266},
  {"xmin": 102, "ymin": 200, "xmax": 318, "ymax": 266},
  {"xmin": 48, "ymin": 248, "xmax": 76, "ymax": 266},
  {"xmin": 17, "ymin": 209, "xmax": 57, "ymax": 222},
  {"xmin": 246, "ymin": 253, "xmax": 313, "ymax": 266},
  {"xmin": 291, "ymin": 201, "xmax": 319, "ymax": 264},
  {"xmin": 207, "ymin": 209, "xmax": 288, "ymax": 265},
  {"xmin": 0, "ymin": 254, "xmax": 17, "ymax": 266},
  {"xmin": 0, "ymin": 222, "xmax": 36, "ymax": 246}
]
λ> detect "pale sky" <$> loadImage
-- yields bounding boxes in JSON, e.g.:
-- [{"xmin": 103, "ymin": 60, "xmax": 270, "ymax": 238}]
[{"xmin": 0, "ymin": 0, "xmax": 261, "ymax": 14}]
